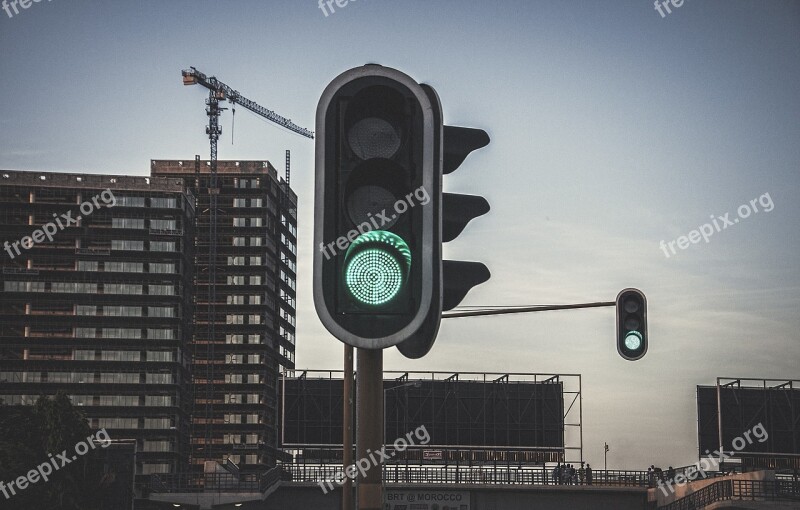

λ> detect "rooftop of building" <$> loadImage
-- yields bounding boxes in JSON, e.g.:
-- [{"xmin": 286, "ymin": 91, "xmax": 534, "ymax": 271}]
[
  {"xmin": 0, "ymin": 169, "xmax": 186, "ymax": 192},
  {"xmin": 151, "ymin": 159, "xmax": 280, "ymax": 178}
]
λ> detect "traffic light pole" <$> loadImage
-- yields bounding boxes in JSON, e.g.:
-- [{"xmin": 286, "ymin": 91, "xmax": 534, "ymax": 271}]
[
  {"xmin": 356, "ymin": 347, "xmax": 383, "ymax": 510},
  {"xmin": 442, "ymin": 301, "xmax": 615, "ymax": 318},
  {"xmin": 343, "ymin": 345, "xmax": 354, "ymax": 510}
]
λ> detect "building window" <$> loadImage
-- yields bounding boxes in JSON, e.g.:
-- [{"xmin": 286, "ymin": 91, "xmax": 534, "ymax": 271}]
[
  {"xmin": 52, "ymin": 282, "xmax": 98, "ymax": 293},
  {"xmin": 227, "ymin": 275, "xmax": 245, "ymax": 285},
  {"xmin": 76, "ymin": 305, "xmax": 97, "ymax": 316},
  {"xmin": 74, "ymin": 350, "xmax": 94, "ymax": 360},
  {"xmin": 227, "ymin": 295, "xmax": 244, "ymax": 305},
  {"xmin": 225, "ymin": 335, "xmax": 243, "ymax": 345},
  {"xmin": 145, "ymin": 396, "xmax": 173, "ymax": 406},
  {"xmin": 105, "ymin": 261, "xmax": 144, "ymax": 272},
  {"xmin": 99, "ymin": 395, "xmax": 139, "ymax": 406},
  {"xmin": 227, "ymin": 256, "xmax": 245, "ymax": 266},
  {"xmin": 102, "ymin": 328, "xmax": 142, "ymax": 339},
  {"xmin": 147, "ymin": 351, "xmax": 173, "ymax": 362},
  {"xmin": 250, "ymin": 237, "xmax": 262, "ymax": 246},
  {"xmin": 147, "ymin": 329, "xmax": 175, "ymax": 340},
  {"xmin": 97, "ymin": 418, "xmax": 139, "ymax": 429},
  {"xmin": 150, "ymin": 241, "xmax": 175, "ymax": 252},
  {"xmin": 148, "ymin": 306, "xmax": 174, "ymax": 318},
  {"xmin": 117, "ymin": 196, "xmax": 146, "ymax": 207},
  {"xmin": 249, "ymin": 295, "xmax": 261, "ymax": 305},
  {"xmin": 249, "ymin": 217, "xmax": 262, "ymax": 227},
  {"xmin": 226, "ymin": 315, "xmax": 244, "ymax": 325},
  {"xmin": 103, "ymin": 306, "xmax": 142, "ymax": 317},
  {"xmin": 101, "ymin": 351, "xmax": 140, "ymax": 361},
  {"xmin": 248, "ymin": 314, "xmax": 261, "ymax": 325},
  {"xmin": 249, "ymin": 276, "xmax": 261, "ymax": 285},
  {"xmin": 151, "ymin": 197, "xmax": 176, "ymax": 208},
  {"xmin": 100, "ymin": 372, "xmax": 140, "ymax": 384},
  {"xmin": 104, "ymin": 283, "xmax": 143, "ymax": 295},
  {"xmin": 144, "ymin": 418, "xmax": 171, "ymax": 429},
  {"xmin": 232, "ymin": 237, "xmax": 245, "ymax": 247},
  {"xmin": 77, "ymin": 261, "xmax": 98, "ymax": 271},
  {"xmin": 150, "ymin": 219, "xmax": 176, "ymax": 230},
  {"xmin": 233, "ymin": 198, "xmax": 247, "ymax": 207},
  {"xmin": 148, "ymin": 285, "xmax": 174, "ymax": 296},
  {"xmin": 149, "ymin": 263, "xmax": 176, "ymax": 274},
  {"xmin": 142, "ymin": 464, "xmax": 170, "ymax": 474},
  {"xmin": 4, "ymin": 281, "xmax": 45, "ymax": 292},
  {"xmin": 112, "ymin": 218, "xmax": 144, "ymax": 229},
  {"xmin": 250, "ymin": 198, "xmax": 262, "ymax": 207},
  {"xmin": 224, "ymin": 414, "xmax": 242, "ymax": 424},
  {"xmin": 146, "ymin": 373, "xmax": 173, "ymax": 384},
  {"xmin": 233, "ymin": 217, "xmax": 246, "ymax": 227},
  {"xmin": 111, "ymin": 240, "xmax": 144, "ymax": 251}
]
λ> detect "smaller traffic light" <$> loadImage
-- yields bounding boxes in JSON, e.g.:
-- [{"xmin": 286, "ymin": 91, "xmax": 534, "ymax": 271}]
[{"xmin": 616, "ymin": 288, "xmax": 648, "ymax": 361}]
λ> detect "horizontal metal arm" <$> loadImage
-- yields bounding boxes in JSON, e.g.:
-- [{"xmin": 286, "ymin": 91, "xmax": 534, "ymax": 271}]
[{"xmin": 442, "ymin": 301, "xmax": 615, "ymax": 319}]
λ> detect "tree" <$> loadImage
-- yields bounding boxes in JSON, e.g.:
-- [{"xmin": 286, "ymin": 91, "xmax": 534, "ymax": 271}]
[{"xmin": 0, "ymin": 393, "xmax": 108, "ymax": 510}]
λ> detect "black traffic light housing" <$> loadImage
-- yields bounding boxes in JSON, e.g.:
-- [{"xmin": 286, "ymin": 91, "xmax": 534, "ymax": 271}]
[
  {"xmin": 314, "ymin": 65, "xmax": 491, "ymax": 355},
  {"xmin": 314, "ymin": 65, "xmax": 440, "ymax": 349},
  {"xmin": 616, "ymin": 288, "xmax": 648, "ymax": 361}
]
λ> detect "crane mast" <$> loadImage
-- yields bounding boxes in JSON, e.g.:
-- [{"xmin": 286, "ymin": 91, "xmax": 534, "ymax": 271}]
[{"xmin": 181, "ymin": 66, "xmax": 312, "ymax": 465}]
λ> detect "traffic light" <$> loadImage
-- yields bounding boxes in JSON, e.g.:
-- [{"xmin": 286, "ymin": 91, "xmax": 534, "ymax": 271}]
[
  {"xmin": 616, "ymin": 288, "xmax": 648, "ymax": 360},
  {"xmin": 314, "ymin": 65, "xmax": 441, "ymax": 349},
  {"xmin": 313, "ymin": 65, "xmax": 491, "ymax": 355}
]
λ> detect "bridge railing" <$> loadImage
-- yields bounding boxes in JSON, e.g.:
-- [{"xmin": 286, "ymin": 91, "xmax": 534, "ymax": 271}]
[
  {"xmin": 660, "ymin": 480, "xmax": 800, "ymax": 510},
  {"xmin": 281, "ymin": 463, "xmax": 651, "ymax": 488}
]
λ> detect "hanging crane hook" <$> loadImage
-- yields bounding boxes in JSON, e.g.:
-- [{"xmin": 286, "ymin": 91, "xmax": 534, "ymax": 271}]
[{"xmin": 231, "ymin": 103, "xmax": 236, "ymax": 145}]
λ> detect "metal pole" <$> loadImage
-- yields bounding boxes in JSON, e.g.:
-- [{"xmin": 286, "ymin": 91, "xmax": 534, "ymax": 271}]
[
  {"xmin": 343, "ymin": 345, "xmax": 354, "ymax": 510},
  {"xmin": 356, "ymin": 348, "xmax": 383, "ymax": 510},
  {"xmin": 442, "ymin": 301, "xmax": 615, "ymax": 319},
  {"xmin": 717, "ymin": 377, "xmax": 723, "ymax": 466}
]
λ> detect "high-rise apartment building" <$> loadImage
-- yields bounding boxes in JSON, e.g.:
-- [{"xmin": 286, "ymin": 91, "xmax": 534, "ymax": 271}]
[
  {"xmin": 151, "ymin": 159, "xmax": 297, "ymax": 472},
  {"xmin": 0, "ymin": 170, "xmax": 196, "ymax": 476}
]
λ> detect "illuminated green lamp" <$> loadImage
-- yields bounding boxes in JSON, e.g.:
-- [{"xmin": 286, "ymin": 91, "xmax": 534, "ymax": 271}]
[
  {"xmin": 343, "ymin": 230, "xmax": 411, "ymax": 306},
  {"xmin": 624, "ymin": 331, "xmax": 643, "ymax": 351}
]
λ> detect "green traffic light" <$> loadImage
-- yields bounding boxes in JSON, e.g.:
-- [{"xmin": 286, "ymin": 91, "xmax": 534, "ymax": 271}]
[
  {"xmin": 624, "ymin": 331, "xmax": 643, "ymax": 351},
  {"xmin": 344, "ymin": 230, "xmax": 411, "ymax": 306}
]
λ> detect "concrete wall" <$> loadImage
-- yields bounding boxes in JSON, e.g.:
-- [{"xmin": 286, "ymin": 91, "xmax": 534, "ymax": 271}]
[{"xmin": 264, "ymin": 483, "xmax": 649, "ymax": 510}]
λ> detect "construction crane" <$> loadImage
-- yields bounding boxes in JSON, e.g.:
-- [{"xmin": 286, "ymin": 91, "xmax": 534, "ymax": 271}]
[{"xmin": 181, "ymin": 66, "xmax": 313, "ymax": 465}]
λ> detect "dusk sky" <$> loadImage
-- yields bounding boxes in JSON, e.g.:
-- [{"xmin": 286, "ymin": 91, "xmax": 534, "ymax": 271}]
[{"xmin": 1, "ymin": 0, "xmax": 798, "ymax": 470}]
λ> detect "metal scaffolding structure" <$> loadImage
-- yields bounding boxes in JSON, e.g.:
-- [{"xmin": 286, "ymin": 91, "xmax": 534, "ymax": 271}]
[{"xmin": 279, "ymin": 370, "xmax": 583, "ymax": 472}]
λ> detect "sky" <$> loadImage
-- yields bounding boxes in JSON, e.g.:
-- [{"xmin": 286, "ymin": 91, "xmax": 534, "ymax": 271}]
[{"xmin": 1, "ymin": 0, "xmax": 799, "ymax": 471}]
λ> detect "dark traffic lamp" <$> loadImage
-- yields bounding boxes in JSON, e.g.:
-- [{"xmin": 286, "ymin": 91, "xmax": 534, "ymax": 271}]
[
  {"xmin": 616, "ymin": 288, "xmax": 648, "ymax": 360},
  {"xmin": 314, "ymin": 65, "xmax": 440, "ymax": 349}
]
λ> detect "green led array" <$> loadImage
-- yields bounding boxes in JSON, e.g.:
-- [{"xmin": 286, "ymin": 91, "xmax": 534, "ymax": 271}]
[{"xmin": 343, "ymin": 231, "xmax": 411, "ymax": 306}]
